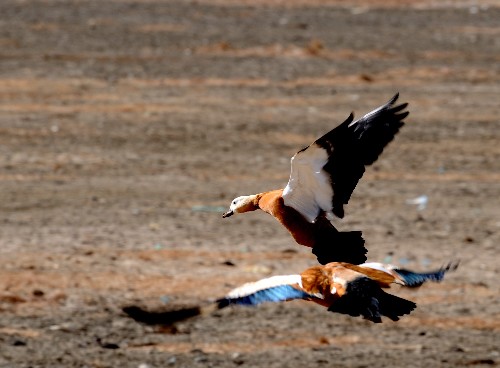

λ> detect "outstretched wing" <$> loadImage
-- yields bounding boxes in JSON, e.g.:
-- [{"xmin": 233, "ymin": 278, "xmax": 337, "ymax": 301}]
[
  {"xmin": 391, "ymin": 262, "xmax": 459, "ymax": 287},
  {"xmin": 217, "ymin": 275, "xmax": 313, "ymax": 307},
  {"xmin": 358, "ymin": 261, "xmax": 459, "ymax": 287},
  {"xmin": 283, "ymin": 93, "xmax": 408, "ymax": 222}
]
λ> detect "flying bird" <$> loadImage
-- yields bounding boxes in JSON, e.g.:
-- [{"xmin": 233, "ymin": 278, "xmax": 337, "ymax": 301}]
[
  {"xmin": 222, "ymin": 93, "xmax": 409, "ymax": 264},
  {"xmin": 123, "ymin": 261, "xmax": 457, "ymax": 325}
]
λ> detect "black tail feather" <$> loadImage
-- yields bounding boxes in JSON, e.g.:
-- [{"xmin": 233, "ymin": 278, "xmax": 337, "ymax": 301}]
[
  {"xmin": 328, "ymin": 277, "xmax": 416, "ymax": 323},
  {"xmin": 376, "ymin": 290, "xmax": 416, "ymax": 322},
  {"xmin": 328, "ymin": 277, "xmax": 382, "ymax": 322},
  {"xmin": 312, "ymin": 228, "xmax": 367, "ymax": 265}
]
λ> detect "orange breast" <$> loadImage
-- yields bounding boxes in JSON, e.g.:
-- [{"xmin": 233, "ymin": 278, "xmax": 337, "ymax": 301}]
[{"xmin": 257, "ymin": 190, "xmax": 316, "ymax": 248}]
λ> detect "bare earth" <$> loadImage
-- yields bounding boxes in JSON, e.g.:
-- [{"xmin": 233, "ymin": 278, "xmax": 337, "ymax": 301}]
[{"xmin": 0, "ymin": 1, "xmax": 499, "ymax": 367}]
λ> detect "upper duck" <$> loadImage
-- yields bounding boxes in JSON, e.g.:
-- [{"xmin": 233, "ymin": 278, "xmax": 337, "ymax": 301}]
[{"xmin": 223, "ymin": 94, "xmax": 409, "ymax": 264}]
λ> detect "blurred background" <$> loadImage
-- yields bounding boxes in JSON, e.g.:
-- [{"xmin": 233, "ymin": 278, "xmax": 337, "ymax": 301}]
[{"xmin": 0, "ymin": 1, "xmax": 499, "ymax": 367}]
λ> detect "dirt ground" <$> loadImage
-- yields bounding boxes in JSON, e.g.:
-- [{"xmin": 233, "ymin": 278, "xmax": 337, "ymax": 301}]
[{"xmin": 0, "ymin": 0, "xmax": 499, "ymax": 367}]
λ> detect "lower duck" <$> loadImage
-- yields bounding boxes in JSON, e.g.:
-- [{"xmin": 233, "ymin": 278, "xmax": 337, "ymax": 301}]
[{"xmin": 123, "ymin": 260, "xmax": 458, "ymax": 325}]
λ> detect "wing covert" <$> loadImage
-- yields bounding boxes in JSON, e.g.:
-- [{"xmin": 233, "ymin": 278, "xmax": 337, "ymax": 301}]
[
  {"xmin": 283, "ymin": 94, "xmax": 408, "ymax": 221},
  {"xmin": 282, "ymin": 147, "xmax": 332, "ymax": 223}
]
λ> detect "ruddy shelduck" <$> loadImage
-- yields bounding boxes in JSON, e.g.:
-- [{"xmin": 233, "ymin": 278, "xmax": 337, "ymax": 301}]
[
  {"xmin": 222, "ymin": 94, "xmax": 409, "ymax": 264},
  {"xmin": 124, "ymin": 261, "xmax": 457, "ymax": 325}
]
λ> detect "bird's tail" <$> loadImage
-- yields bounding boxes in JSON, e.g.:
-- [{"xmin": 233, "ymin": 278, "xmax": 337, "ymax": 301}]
[
  {"xmin": 312, "ymin": 230, "xmax": 367, "ymax": 265},
  {"xmin": 376, "ymin": 290, "xmax": 417, "ymax": 322},
  {"xmin": 328, "ymin": 277, "xmax": 416, "ymax": 323}
]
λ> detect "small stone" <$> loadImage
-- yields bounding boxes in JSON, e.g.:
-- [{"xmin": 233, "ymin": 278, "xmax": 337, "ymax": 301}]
[{"xmin": 33, "ymin": 289, "xmax": 45, "ymax": 297}]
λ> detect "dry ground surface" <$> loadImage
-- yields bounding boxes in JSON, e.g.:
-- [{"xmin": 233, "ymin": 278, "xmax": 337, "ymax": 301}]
[{"xmin": 0, "ymin": 0, "xmax": 499, "ymax": 367}]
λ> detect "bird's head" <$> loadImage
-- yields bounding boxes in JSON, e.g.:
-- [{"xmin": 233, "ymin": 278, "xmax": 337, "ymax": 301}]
[{"xmin": 222, "ymin": 195, "xmax": 258, "ymax": 218}]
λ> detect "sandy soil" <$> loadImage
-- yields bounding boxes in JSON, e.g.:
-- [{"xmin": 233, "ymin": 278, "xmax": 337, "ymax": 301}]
[{"xmin": 0, "ymin": 0, "xmax": 499, "ymax": 367}]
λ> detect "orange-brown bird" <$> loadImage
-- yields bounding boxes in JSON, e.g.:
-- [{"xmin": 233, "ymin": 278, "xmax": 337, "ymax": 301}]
[
  {"xmin": 222, "ymin": 94, "xmax": 409, "ymax": 265},
  {"xmin": 124, "ymin": 261, "xmax": 457, "ymax": 325}
]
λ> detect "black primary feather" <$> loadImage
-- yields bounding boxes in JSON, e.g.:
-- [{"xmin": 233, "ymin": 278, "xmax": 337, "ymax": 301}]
[{"xmin": 315, "ymin": 93, "xmax": 408, "ymax": 219}]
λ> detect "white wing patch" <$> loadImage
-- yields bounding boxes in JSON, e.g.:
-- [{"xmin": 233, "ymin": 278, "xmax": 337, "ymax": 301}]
[
  {"xmin": 282, "ymin": 144, "xmax": 333, "ymax": 223},
  {"xmin": 359, "ymin": 262, "xmax": 396, "ymax": 275},
  {"xmin": 225, "ymin": 275, "xmax": 303, "ymax": 299}
]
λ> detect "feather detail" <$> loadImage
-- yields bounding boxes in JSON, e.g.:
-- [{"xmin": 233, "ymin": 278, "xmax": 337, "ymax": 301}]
[
  {"xmin": 218, "ymin": 284, "xmax": 312, "ymax": 306},
  {"xmin": 392, "ymin": 261, "xmax": 459, "ymax": 287},
  {"xmin": 282, "ymin": 94, "xmax": 408, "ymax": 223},
  {"xmin": 219, "ymin": 275, "xmax": 312, "ymax": 306},
  {"xmin": 283, "ymin": 146, "xmax": 332, "ymax": 222}
]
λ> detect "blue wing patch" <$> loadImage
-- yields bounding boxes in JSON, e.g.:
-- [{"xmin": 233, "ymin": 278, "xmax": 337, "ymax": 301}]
[
  {"xmin": 217, "ymin": 285, "xmax": 312, "ymax": 307},
  {"xmin": 394, "ymin": 262, "xmax": 458, "ymax": 287}
]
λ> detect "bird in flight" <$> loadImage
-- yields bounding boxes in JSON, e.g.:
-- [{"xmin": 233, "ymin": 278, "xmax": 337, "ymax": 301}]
[
  {"xmin": 222, "ymin": 93, "xmax": 409, "ymax": 264},
  {"xmin": 124, "ymin": 261, "xmax": 457, "ymax": 325}
]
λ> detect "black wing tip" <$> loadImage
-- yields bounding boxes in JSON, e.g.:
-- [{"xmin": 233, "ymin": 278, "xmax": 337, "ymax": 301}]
[
  {"xmin": 347, "ymin": 111, "xmax": 355, "ymax": 122},
  {"xmin": 388, "ymin": 92, "xmax": 400, "ymax": 105},
  {"xmin": 386, "ymin": 93, "xmax": 409, "ymax": 117},
  {"xmin": 389, "ymin": 102, "xmax": 409, "ymax": 119},
  {"xmin": 394, "ymin": 111, "xmax": 409, "ymax": 121},
  {"xmin": 435, "ymin": 259, "xmax": 460, "ymax": 280},
  {"xmin": 445, "ymin": 259, "xmax": 460, "ymax": 272},
  {"xmin": 336, "ymin": 112, "xmax": 355, "ymax": 129}
]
